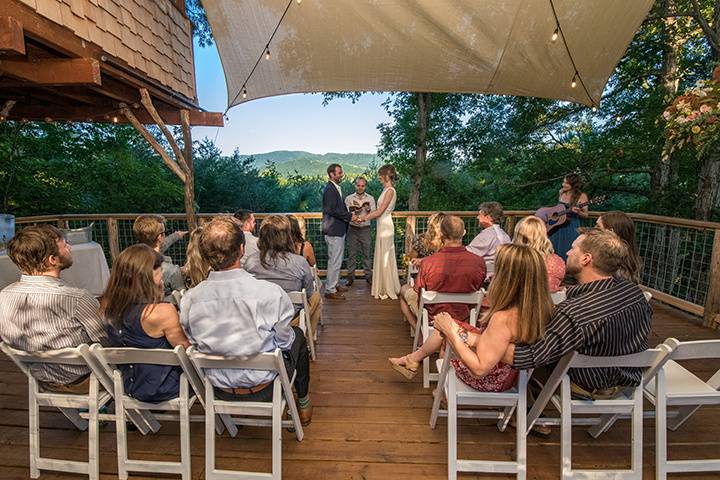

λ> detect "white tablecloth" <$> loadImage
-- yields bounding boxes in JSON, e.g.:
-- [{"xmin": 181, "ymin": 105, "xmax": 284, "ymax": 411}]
[{"xmin": 0, "ymin": 241, "xmax": 110, "ymax": 296}]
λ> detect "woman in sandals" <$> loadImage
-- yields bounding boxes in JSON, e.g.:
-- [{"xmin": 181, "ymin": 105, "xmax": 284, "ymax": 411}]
[{"xmin": 389, "ymin": 244, "xmax": 552, "ymax": 392}]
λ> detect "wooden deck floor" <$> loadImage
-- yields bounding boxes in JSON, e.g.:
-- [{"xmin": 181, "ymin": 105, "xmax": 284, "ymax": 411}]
[{"xmin": 1, "ymin": 282, "xmax": 719, "ymax": 479}]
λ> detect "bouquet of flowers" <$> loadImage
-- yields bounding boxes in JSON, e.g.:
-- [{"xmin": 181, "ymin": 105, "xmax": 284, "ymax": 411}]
[{"xmin": 662, "ymin": 66, "xmax": 720, "ymax": 160}]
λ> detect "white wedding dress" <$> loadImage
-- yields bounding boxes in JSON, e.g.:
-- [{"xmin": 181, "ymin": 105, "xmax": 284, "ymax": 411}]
[{"xmin": 371, "ymin": 187, "xmax": 401, "ymax": 300}]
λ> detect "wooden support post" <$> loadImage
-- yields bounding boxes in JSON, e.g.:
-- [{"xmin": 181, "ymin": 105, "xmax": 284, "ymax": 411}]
[
  {"xmin": 107, "ymin": 218, "xmax": 120, "ymax": 262},
  {"xmin": 0, "ymin": 17, "xmax": 25, "ymax": 56},
  {"xmin": 505, "ymin": 216, "xmax": 517, "ymax": 237},
  {"xmin": 0, "ymin": 58, "xmax": 101, "ymax": 85},
  {"xmin": 704, "ymin": 229, "xmax": 720, "ymax": 328},
  {"xmin": 404, "ymin": 216, "xmax": 416, "ymax": 256},
  {"xmin": 1, "ymin": 100, "xmax": 16, "ymax": 119},
  {"xmin": 180, "ymin": 109, "xmax": 196, "ymax": 231},
  {"xmin": 139, "ymin": 89, "xmax": 190, "ymax": 173}
]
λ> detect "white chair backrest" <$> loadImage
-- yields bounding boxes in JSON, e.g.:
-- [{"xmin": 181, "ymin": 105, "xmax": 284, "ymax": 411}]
[
  {"xmin": 287, "ymin": 288, "xmax": 309, "ymax": 310},
  {"xmin": 1, "ymin": 343, "xmax": 89, "ymax": 374},
  {"xmin": 643, "ymin": 291, "xmax": 652, "ymax": 302},
  {"xmin": 420, "ymin": 289, "xmax": 485, "ymax": 306},
  {"xmin": 569, "ymin": 347, "xmax": 670, "ymax": 370},
  {"xmin": 188, "ymin": 347, "xmax": 283, "ymax": 373},
  {"xmin": 663, "ymin": 338, "xmax": 720, "ymax": 361},
  {"xmin": 92, "ymin": 345, "xmax": 183, "ymax": 368},
  {"xmin": 551, "ymin": 288, "xmax": 567, "ymax": 305}
]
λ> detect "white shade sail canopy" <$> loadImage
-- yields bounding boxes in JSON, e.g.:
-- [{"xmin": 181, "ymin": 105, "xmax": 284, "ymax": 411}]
[{"xmin": 204, "ymin": 0, "xmax": 654, "ymax": 109}]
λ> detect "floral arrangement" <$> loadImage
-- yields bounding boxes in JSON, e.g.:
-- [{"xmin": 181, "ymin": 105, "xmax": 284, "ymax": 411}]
[{"xmin": 662, "ymin": 66, "xmax": 720, "ymax": 159}]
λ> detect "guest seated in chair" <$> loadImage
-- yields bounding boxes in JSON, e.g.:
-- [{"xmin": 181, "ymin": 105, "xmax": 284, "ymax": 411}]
[
  {"xmin": 182, "ymin": 226, "xmax": 210, "ymax": 289},
  {"xmin": 244, "ymin": 215, "xmax": 321, "ymax": 334},
  {"xmin": 133, "ymin": 215, "xmax": 184, "ymax": 300},
  {"xmin": 288, "ymin": 215, "xmax": 316, "ymax": 267},
  {"xmin": 100, "ymin": 244, "xmax": 190, "ymax": 402},
  {"xmin": 399, "ymin": 215, "xmax": 487, "ymax": 333},
  {"xmin": 390, "ymin": 244, "xmax": 551, "ymax": 384},
  {"xmin": 234, "ymin": 209, "xmax": 259, "ymax": 268},
  {"xmin": 596, "ymin": 211, "xmax": 642, "ymax": 284},
  {"xmin": 513, "ymin": 216, "xmax": 566, "ymax": 292},
  {"xmin": 466, "ymin": 201, "xmax": 511, "ymax": 278},
  {"xmin": 180, "ymin": 217, "xmax": 312, "ymax": 425},
  {"xmin": 507, "ymin": 228, "xmax": 652, "ymax": 400},
  {"xmin": 0, "ymin": 225, "xmax": 109, "ymax": 393},
  {"xmin": 399, "ymin": 212, "xmax": 447, "ymax": 324}
]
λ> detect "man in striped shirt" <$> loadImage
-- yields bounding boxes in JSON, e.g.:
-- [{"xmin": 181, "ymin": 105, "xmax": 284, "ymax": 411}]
[
  {"xmin": 509, "ymin": 228, "xmax": 651, "ymax": 396},
  {"xmin": 0, "ymin": 225, "xmax": 108, "ymax": 393}
]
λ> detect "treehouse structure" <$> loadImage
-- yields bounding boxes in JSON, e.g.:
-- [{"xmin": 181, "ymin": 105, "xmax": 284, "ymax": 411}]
[{"xmin": 0, "ymin": 0, "xmax": 223, "ymax": 227}]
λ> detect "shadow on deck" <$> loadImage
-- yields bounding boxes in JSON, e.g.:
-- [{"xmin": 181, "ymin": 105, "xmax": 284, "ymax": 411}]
[{"xmin": 0, "ymin": 283, "xmax": 719, "ymax": 479}]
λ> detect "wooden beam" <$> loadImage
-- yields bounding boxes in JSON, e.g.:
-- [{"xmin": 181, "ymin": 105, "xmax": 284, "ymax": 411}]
[
  {"xmin": 180, "ymin": 109, "xmax": 197, "ymax": 231},
  {"xmin": 0, "ymin": 100, "xmax": 16, "ymax": 118},
  {"xmin": 0, "ymin": 17, "xmax": 25, "ymax": 56},
  {"xmin": 139, "ymin": 88, "xmax": 189, "ymax": 174},
  {"xmin": 5, "ymin": 104, "xmax": 224, "ymax": 126},
  {"xmin": 121, "ymin": 106, "xmax": 187, "ymax": 183},
  {"xmin": 0, "ymin": 58, "xmax": 101, "ymax": 86}
]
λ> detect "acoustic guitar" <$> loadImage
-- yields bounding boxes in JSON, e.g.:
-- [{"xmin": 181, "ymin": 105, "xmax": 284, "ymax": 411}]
[{"xmin": 534, "ymin": 196, "xmax": 605, "ymax": 234}]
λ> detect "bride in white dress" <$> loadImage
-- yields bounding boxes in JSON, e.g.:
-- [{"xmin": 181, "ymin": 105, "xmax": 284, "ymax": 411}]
[{"xmin": 358, "ymin": 164, "xmax": 401, "ymax": 300}]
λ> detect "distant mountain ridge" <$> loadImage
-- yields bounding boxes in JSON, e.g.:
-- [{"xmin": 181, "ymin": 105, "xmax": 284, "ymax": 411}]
[{"xmin": 237, "ymin": 151, "xmax": 379, "ymax": 177}]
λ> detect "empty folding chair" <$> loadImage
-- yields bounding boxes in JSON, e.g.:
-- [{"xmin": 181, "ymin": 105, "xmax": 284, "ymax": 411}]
[
  {"xmin": 288, "ymin": 289, "xmax": 316, "ymax": 360},
  {"xmin": 89, "ymin": 344, "xmax": 196, "ymax": 480},
  {"xmin": 188, "ymin": 346, "xmax": 304, "ymax": 480},
  {"xmin": 412, "ymin": 289, "xmax": 485, "ymax": 388},
  {"xmin": 1, "ymin": 342, "xmax": 112, "ymax": 480},
  {"xmin": 645, "ymin": 338, "xmax": 720, "ymax": 479},
  {"xmin": 527, "ymin": 347, "xmax": 671, "ymax": 480},
  {"xmin": 430, "ymin": 347, "xmax": 529, "ymax": 480}
]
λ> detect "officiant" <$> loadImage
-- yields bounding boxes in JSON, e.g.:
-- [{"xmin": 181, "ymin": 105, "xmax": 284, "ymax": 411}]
[{"xmin": 344, "ymin": 177, "xmax": 376, "ymax": 286}]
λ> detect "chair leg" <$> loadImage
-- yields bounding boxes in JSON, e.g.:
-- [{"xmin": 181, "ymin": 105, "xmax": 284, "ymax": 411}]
[
  {"xmin": 180, "ymin": 378, "xmax": 192, "ymax": 480},
  {"xmin": 272, "ymin": 383, "xmax": 282, "ymax": 480},
  {"xmin": 114, "ymin": 373, "xmax": 129, "ymax": 480},
  {"xmin": 87, "ymin": 377, "xmax": 100, "ymax": 480},
  {"xmin": 447, "ymin": 373, "xmax": 458, "ymax": 480},
  {"xmin": 516, "ymin": 373, "xmax": 528, "ymax": 480},
  {"xmin": 205, "ymin": 380, "xmax": 216, "ymax": 478},
  {"xmin": 655, "ymin": 373, "xmax": 667, "ymax": 480},
  {"xmin": 560, "ymin": 377, "xmax": 572, "ymax": 479},
  {"xmin": 631, "ymin": 385, "xmax": 643, "ymax": 479},
  {"xmin": 28, "ymin": 379, "xmax": 40, "ymax": 479},
  {"xmin": 423, "ymin": 356, "xmax": 430, "ymax": 389}
]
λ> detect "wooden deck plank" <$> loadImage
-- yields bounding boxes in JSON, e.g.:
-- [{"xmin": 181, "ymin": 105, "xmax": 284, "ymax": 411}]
[{"xmin": 0, "ymin": 282, "xmax": 719, "ymax": 479}]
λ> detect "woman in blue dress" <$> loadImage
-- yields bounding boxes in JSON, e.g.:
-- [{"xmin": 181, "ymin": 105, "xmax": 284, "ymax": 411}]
[
  {"xmin": 549, "ymin": 173, "xmax": 589, "ymax": 261},
  {"xmin": 100, "ymin": 244, "xmax": 190, "ymax": 402}
]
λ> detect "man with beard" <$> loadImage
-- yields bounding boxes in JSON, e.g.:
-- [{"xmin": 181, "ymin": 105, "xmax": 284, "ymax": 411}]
[
  {"xmin": 0, "ymin": 225, "xmax": 108, "ymax": 393},
  {"xmin": 508, "ymin": 228, "xmax": 652, "ymax": 399}
]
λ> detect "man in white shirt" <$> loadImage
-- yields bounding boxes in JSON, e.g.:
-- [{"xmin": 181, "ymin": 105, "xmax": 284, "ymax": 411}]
[
  {"xmin": 466, "ymin": 201, "xmax": 511, "ymax": 277},
  {"xmin": 234, "ymin": 209, "xmax": 259, "ymax": 267},
  {"xmin": 344, "ymin": 177, "xmax": 376, "ymax": 286},
  {"xmin": 180, "ymin": 216, "xmax": 312, "ymax": 425}
]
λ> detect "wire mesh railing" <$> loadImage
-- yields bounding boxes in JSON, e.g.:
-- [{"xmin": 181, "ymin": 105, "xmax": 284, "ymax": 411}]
[{"xmin": 13, "ymin": 211, "xmax": 720, "ymax": 323}]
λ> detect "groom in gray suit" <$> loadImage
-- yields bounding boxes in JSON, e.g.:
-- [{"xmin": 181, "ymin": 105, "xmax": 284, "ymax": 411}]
[{"xmin": 322, "ymin": 164, "xmax": 356, "ymax": 300}]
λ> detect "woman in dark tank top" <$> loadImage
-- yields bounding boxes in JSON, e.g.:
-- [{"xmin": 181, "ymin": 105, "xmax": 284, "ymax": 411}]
[{"xmin": 100, "ymin": 244, "xmax": 190, "ymax": 402}]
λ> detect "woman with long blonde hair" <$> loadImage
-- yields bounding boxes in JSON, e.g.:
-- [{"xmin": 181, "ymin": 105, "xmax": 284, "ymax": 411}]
[
  {"xmin": 101, "ymin": 244, "xmax": 190, "ymax": 402},
  {"xmin": 514, "ymin": 216, "xmax": 566, "ymax": 292},
  {"xmin": 390, "ymin": 244, "xmax": 552, "ymax": 391},
  {"xmin": 182, "ymin": 227, "xmax": 210, "ymax": 288}
]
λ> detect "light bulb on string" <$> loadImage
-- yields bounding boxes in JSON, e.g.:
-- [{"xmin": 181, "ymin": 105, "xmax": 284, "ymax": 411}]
[
  {"xmin": 592, "ymin": 106, "xmax": 597, "ymax": 112},
  {"xmin": 551, "ymin": 28, "xmax": 559, "ymax": 42},
  {"xmin": 112, "ymin": 116, "xmax": 118, "ymax": 123},
  {"xmin": 296, "ymin": 0, "xmax": 301, "ymax": 4},
  {"xmin": 265, "ymin": 46, "xmax": 270, "ymax": 60},
  {"xmin": 242, "ymin": 87, "xmax": 248, "ymax": 99},
  {"xmin": 571, "ymin": 73, "xmax": 577, "ymax": 89}
]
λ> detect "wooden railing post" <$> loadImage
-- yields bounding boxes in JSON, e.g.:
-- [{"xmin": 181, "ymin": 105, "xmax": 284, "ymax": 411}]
[
  {"xmin": 704, "ymin": 229, "xmax": 720, "ymax": 328},
  {"xmin": 404, "ymin": 215, "xmax": 416, "ymax": 256},
  {"xmin": 107, "ymin": 217, "xmax": 120, "ymax": 262},
  {"xmin": 56, "ymin": 218, "xmax": 68, "ymax": 229}
]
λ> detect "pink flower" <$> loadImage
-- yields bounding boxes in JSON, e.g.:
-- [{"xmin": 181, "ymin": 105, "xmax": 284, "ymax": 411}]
[
  {"xmin": 663, "ymin": 110, "xmax": 671, "ymax": 120},
  {"xmin": 700, "ymin": 104, "xmax": 712, "ymax": 113}
]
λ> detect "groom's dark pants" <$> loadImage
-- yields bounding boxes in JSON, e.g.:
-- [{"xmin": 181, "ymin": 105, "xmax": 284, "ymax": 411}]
[{"xmin": 346, "ymin": 225, "xmax": 372, "ymax": 281}]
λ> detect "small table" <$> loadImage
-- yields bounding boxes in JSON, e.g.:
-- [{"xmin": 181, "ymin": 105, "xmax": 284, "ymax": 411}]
[{"xmin": 0, "ymin": 241, "xmax": 110, "ymax": 296}]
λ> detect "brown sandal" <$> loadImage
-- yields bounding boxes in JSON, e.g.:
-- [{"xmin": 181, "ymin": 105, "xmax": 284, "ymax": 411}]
[{"xmin": 389, "ymin": 355, "xmax": 419, "ymax": 380}]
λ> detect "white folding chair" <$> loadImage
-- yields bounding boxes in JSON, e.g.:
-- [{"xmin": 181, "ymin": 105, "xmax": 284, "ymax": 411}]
[
  {"xmin": 288, "ymin": 289, "xmax": 316, "ymax": 361},
  {"xmin": 643, "ymin": 291, "xmax": 653, "ymax": 302},
  {"xmin": 551, "ymin": 288, "xmax": 567, "ymax": 305},
  {"xmin": 188, "ymin": 347, "xmax": 304, "ymax": 480},
  {"xmin": 89, "ymin": 344, "xmax": 196, "ymax": 480},
  {"xmin": 644, "ymin": 338, "xmax": 720, "ymax": 479},
  {"xmin": 527, "ymin": 347, "xmax": 671, "ymax": 480},
  {"xmin": 430, "ymin": 347, "xmax": 528, "ymax": 480},
  {"xmin": 0, "ymin": 343, "xmax": 112, "ymax": 480},
  {"xmin": 412, "ymin": 289, "xmax": 485, "ymax": 388}
]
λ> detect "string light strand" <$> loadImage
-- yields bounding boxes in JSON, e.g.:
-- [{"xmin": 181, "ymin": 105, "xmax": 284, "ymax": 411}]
[
  {"xmin": 549, "ymin": 0, "xmax": 596, "ymax": 108},
  {"xmin": 225, "ymin": 0, "xmax": 296, "ymax": 113}
]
